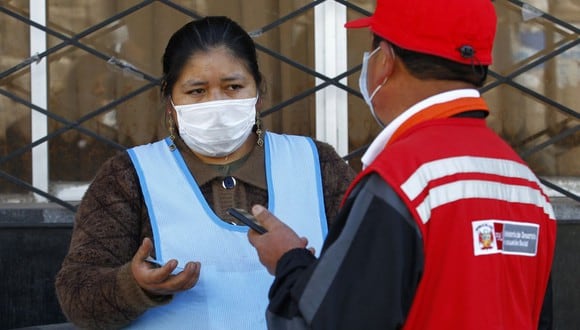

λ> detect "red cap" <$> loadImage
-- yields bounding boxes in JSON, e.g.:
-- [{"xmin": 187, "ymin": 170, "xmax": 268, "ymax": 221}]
[{"xmin": 345, "ymin": 0, "xmax": 497, "ymax": 65}]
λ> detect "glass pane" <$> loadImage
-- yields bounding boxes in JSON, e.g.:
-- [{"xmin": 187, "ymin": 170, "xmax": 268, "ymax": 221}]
[
  {"xmin": 1, "ymin": 0, "xmax": 578, "ymax": 203},
  {"xmin": 0, "ymin": 2, "xmax": 32, "ymax": 200}
]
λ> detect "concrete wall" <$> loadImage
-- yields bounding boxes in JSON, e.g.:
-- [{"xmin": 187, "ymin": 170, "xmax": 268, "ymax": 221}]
[
  {"xmin": 0, "ymin": 198, "xmax": 579, "ymax": 329},
  {"xmin": 0, "ymin": 205, "xmax": 72, "ymax": 329},
  {"xmin": 0, "ymin": 225, "xmax": 71, "ymax": 329}
]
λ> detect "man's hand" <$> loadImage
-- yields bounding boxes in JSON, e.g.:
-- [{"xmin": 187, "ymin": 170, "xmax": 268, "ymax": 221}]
[
  {"xmin": 247, "ymin": 205, "xmax": 311, "ymax": 275},
  {"xmin": 131, "ymin": 237, "xmax": 201, "ymax": 296}
]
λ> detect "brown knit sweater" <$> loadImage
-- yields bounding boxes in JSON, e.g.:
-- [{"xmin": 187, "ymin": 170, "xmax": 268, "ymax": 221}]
[{"xmin": 55, "ymin": 135, "xmax": 356, "ymax": 329}]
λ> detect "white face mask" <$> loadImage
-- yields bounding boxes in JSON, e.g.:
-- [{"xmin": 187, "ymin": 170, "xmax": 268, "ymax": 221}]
[
  {"xmin": 359, "ymin": 47, "xmax": 385, "ymax": 127},
  {"xmin": 173, "ymin": 96, "xmax": 258, "ymax": 157}
]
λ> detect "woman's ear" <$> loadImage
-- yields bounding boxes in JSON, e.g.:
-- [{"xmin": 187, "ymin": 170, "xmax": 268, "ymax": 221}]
[
  {"xmin": 161, "ymin": 80, "xmax": 167, "ymax": 96},
  {"xmin": 165, "ymin": 100, "xmax": 172, "ymax": 115},
  {"xmin": 256, "ymin": 95, "xmax": 264, "ymax": 112}
]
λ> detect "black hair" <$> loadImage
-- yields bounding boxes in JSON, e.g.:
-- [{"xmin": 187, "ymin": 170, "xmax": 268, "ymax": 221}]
[
  {"xmin": 372, "ymin": 34, "xmax": 488, "ymax": 87},
  {"xmin": 161, "ymin": 16, "xmax": 264, "ymax": 98}
]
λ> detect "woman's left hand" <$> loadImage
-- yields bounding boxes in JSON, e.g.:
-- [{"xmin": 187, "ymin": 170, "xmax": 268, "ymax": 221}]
[{"xmin": 131, "ymin": 237, "xmax": 202, "ymax": 296}]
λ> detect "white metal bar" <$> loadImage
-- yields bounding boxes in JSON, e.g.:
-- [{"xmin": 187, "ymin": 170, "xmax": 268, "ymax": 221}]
[
  {"xmin": 30, "ymin": 0, "xmax": 49, "ymax": 202},
  {"xmin": 314, "ymin": 0, "xmax": 348, "ymax": 156}
]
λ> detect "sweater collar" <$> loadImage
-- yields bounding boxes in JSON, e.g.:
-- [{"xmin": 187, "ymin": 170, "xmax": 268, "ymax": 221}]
[{"xmin": 175, "ymin": 136, "xmax": 267, "ymax": 189}]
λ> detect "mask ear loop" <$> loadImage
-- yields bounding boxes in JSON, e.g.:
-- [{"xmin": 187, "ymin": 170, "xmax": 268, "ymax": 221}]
[{"xmin": 369, "ymin": 44, "xmax": 396, "ymax": 101}]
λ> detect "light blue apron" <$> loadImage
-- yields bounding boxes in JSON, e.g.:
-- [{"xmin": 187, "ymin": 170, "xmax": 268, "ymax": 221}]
[{"xmin": 125, "ymin": 132, "xmax": 327, "ymax": 329}]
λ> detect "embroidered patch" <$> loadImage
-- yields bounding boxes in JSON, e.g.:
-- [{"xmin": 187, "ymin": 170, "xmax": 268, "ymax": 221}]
[{"xmin": 472, "ymin": 220, "xmax": 539, "ymax": 256}]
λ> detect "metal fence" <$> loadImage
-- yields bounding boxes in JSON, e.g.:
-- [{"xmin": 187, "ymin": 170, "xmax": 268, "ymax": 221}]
[{"xmin": 0, "ymin": 0, "xmax": 578, "ymax": 213}]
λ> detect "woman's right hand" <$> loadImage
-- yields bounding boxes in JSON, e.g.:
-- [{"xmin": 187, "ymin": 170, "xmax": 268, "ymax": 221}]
[{"xmin": 131, "ymin": 237, "xmax": 201, "ymax": 296}]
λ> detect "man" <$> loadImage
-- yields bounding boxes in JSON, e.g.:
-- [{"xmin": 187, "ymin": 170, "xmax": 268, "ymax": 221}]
[{"xmin": 247, "ymin": 0, "xmax": 557, "ymax": 328}]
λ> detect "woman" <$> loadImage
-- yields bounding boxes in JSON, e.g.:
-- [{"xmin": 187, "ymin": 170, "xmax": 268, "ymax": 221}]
[{"xmin": 55, "ymin": 16, "xmax": 355, "ymax": 329}]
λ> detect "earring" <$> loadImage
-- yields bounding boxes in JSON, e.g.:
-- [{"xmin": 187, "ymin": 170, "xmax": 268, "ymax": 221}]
[
  {"xmin": 256, "ymin": 115, "xmax": 264, "ymax": 147},
  {"xmin": 168, "ymin": 115, "xmax": 176, "ymax": 151}
]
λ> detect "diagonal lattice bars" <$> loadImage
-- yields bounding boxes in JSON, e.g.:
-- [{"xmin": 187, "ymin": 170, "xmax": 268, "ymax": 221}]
[{"xmin": 0, "ymin": 0, "xmax": 578, "ymax": 206}]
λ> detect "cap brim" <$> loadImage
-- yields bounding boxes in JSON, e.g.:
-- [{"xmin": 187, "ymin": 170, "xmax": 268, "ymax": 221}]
[{"xmin": 344, "ymin": 16, "xmax": 372, "ymax": 29}]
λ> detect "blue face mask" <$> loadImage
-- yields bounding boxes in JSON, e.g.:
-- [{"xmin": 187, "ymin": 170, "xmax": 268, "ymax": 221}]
[{"xmin": 359, "ymin": 47, "xmax": 385, "ymax": 127}]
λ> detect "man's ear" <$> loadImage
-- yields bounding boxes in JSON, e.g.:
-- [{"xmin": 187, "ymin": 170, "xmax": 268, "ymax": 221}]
[{"xmin": 378, "ymin": 41, "xmax": 396, "ymax": 79}]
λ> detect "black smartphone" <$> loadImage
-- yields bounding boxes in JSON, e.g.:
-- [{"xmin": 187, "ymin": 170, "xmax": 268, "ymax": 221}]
[
  {"xmin": 227, "ymin": 207, "xmax": 268, "ymax": 234},
  {"xmin": 144, "ymin": 256, "xmax": 184, "ymax": 272},
  {"xmin": 144, "ymin": 256, "xmax": 163, "ymax": 268}
]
